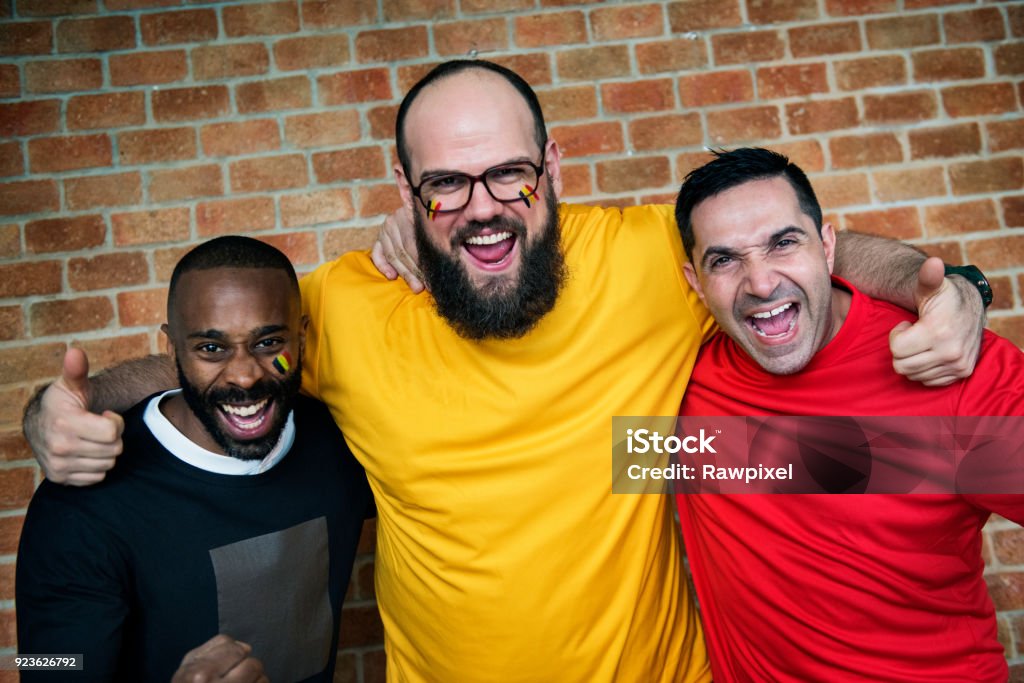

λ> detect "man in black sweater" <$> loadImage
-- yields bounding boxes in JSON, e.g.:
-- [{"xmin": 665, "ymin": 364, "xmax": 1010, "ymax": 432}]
[{"xmin": 17, "ymin": 237, "xmax": 372, "ymax": 682}]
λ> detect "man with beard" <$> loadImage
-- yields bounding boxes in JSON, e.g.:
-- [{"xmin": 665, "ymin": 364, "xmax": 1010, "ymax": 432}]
[
  {"xmin": 25, "ymin": 61, "xmax": 986, "ymax": 682},
  {"xmin": 674, "ymin": 148, "xmax": 1023, "ymax": 681},
  {"xmin": 16, "ymin": 237, "xmax": 372, "ymax": 682}
]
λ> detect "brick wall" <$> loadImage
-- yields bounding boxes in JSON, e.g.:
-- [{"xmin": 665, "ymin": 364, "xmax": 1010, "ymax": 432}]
[{"xmin": 0, "ymin": 0, "xmax": 1021, "ymax": 680}]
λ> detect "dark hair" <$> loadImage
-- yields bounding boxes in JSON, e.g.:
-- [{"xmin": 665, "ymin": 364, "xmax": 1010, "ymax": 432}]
[
  {"xmin": 675, "ymin": 147, "xmax": 823, "ymax": 262},
  {"xmin": 395, "ymin": 59, "xmax": 548, "ymax": 179},
  {"xmin": 168, "ymin": 236, "xmax": 298, "ymax": 319}
]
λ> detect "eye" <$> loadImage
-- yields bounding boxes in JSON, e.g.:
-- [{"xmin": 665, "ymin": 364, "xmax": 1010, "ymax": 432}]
[
  {"xmin": 196, "ymin": 342, "xmax": 223, "ymax": 354},
  {"xmin": 254, "ymin": 338, "xmax": 285, "ymax": 352},
  {"xmin": 775, "ymin": 238, "xmax": 796, "ymax": 249},
  {"xmin": 486, "ymin": 164, "xmax": 530, "ymax": 184},
  {"xmin": 709, "ymin": 255, "xmax": 733, "ymax": 269},
  {"xmin": 423, "ymin": 174, "xmax": 467, "ymax": 194}
]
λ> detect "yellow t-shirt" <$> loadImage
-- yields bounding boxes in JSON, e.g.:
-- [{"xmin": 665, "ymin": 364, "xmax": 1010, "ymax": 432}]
[{"xmin": 301, "ymin": 204, "xmax": 715, "ymax": 682}]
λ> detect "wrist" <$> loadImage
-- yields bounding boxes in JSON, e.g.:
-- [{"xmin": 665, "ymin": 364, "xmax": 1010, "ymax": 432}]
[{"xmin": 943, "ymin": 263, "xmax": 992, "ymax": 309}]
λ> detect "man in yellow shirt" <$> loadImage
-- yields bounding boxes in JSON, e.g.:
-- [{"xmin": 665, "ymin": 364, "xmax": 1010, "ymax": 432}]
[{"xmin": 27, "ymin": 60, "xmax": 984, "ymax": 682}]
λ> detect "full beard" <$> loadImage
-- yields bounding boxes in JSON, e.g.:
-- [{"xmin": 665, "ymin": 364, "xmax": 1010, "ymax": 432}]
[
  {"xmin": 177, "ymin": 357, "xmax": 302, "ymax": 461},
  {"xmin": 414, "ymin": 190, "xmax": 567, "ymax": 341}
]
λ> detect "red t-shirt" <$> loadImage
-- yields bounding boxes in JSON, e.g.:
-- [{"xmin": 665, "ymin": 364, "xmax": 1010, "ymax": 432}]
[{"xmin": 677, "ymin": 278, "xmax": 1024, "ymax": 682}]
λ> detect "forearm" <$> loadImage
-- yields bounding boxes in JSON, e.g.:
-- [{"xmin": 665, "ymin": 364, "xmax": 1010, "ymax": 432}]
[
  {"xmin": 89, "ymin": 354, "xmax": 177, "ymax": 413},
  {"xmin": 832, "ymin": 230, "xmax": 925, "ymax": 311}
]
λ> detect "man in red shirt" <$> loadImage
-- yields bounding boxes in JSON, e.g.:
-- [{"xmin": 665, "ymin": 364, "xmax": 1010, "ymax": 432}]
[{"xmin": 675, "ymin": 147, "xmax": 1024, "ymax": 682}]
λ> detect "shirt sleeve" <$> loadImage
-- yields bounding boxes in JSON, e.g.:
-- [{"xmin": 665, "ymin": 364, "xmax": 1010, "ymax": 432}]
[{"xmin": 16, "ymin": 487, "xmax": 131, "ymax": 682}]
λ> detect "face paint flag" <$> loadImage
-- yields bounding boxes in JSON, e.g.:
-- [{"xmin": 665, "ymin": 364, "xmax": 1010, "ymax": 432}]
[
  {"xmin": 272, "ymin": 351, "xmax": 292, "ymax": 375},
  {"xmin": 427, "ymin": 199, "xmax": 441, "ymax": 220},
  {"xmin": 518, "ymin": 184, "xmax": 538, "ymax": 208}
]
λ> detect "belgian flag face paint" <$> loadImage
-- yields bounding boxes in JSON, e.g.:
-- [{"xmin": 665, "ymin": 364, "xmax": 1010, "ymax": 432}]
[
  {"xmin": 426, "ymin": 199, "xmax": 442, "ymax": 220},
  {"xmin": 518, "ymin": 184, "xmax": 538, "ymax": 208},
  {"xmin": 272, "ymin": 351, "xmax": 292, "ymax": 375}
]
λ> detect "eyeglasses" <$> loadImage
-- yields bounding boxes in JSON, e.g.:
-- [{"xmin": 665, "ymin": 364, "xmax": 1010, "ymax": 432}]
[{"xmin": 410, "ymin": 149, "xmax": 546, "ymax": 218}]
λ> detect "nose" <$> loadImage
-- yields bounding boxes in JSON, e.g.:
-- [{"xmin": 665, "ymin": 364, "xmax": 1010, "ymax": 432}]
[
  {"xmin": 460, "ymin": 177, "xmax": 504, "ymax": 224},
  {"xmin": 223, "ymin": 349, "xmax": 263, "ymax": 389},
  {"xmin": 745, "ymin": 257, "xmax": 781, "ymax": 300}
]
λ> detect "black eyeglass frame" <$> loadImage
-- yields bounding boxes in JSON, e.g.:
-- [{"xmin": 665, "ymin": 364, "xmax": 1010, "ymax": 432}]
[{"xmin": 409, "ymin": 147, "xmax": 547, "ymax": 215}]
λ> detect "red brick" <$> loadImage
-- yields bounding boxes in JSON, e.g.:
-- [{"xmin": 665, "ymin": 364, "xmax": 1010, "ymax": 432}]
[
  {"xmin": 285, "ymin": 111, "xmax": 360, "ymax": 149},
  {"xmin": 678, "ymin": 70, "xmax": 753, "ymax": 107},
  {"xmin": 591, "ymin": 4, "xmax": 663, "ymax": 40},
  {"xmin": 76, "ymin": 332, "xmax": 151, "ymax": 371},
  {"xmin": 786, "ymin": 98, "xmax": 858, "ymax": 134},
  {"xmin": 154, "ymin": 246, "xmax": 191, "ymax": 281},
  {"xmin": 0, "ymin": 261, "xmax": 61, "ymax": 297},
  {"xmin": 0, "ymin": 386, "xmax": 31, "ymax": 426},
  {"xmin": 834, "ymin": 56, "xmax": 906, "ymax": 91},
  {"xmin": 988, "ymin": 317, "xmax": 1024, "ymax": 351},
  {"xmin": 0, "ymin": 179, "xmax": 59, "ymax": 216},
  {"xmin": 354, "ymin": 27, "xmax": 425, "ymax": 63},
  {"xmin": 236, "ymin": 76, "xmax": 311, "ymax": 113},
  {"xmin": 29, "ymin": 133, "xmax": 112, "ymax": 173},
  {"xmin": 338, "ymin": 603, "xmax": 384, "ymax": 649},
  {"xmin": 629, "ymin": 113, "xmax": 702, "ymax": 151},
  {"xmin": 107, "ymin": 0, "xmax": 184, "ymax": 8},
  {"xmin": 537, "ymin": 86, "xmax": 597, "ymax": 123},
  {"xmin": 0, "ymin": 430, "xmax": 33, "ymax": 464},
  {"xmin": 118, "ymin": 128, "xmax": 195, "ymax": 165},
  {"xmin": 829, "ymin": 133, "xmax": 901, "ymax": 169},
  {"xmin": 224, "ymin": 1, "xmax": 299, "ymax": 37},
  {"xmin": 67, "ymin": 92, "xmax": 145, "ymax": 130},
  {"xmin": 258, "ymin": 232, "xmax": 319, "ymax": 266},
  {"xmin": 944, "ymin": 8, "xmax": 1005, "ymax": 44},
  {"xmin": 943, "ymin": 84, "xmax": 1018, "ymax": 118},
  {"xmin": 757, "ymin": 63, "xmax": 828, "ymax": 99},
  {"xmin": 950, "ymin": 157, "xmax": 1023, "ymax": 197},
  {"xmin": 908, "ymin": 123, "xmax": 980, "ymax": 159},
  {"xmin": 0, "ymin": 142, "xmax": 21, "ymax": 178},
  {"xmin": 318, "ymin": 69, "xmax": 390, "ymax": 106},
  {"xmin": 917, "ymin": 240, "xmax": 963, "ymax": 267},
  {"xmin": 463, "ymin": 0, "xmax": 530, "ymax": 11},
  {"xmin": 323, "ymin": 227, "xmax": 376, "ymax": 260},
  {"xmin": 636, "ymin": 38, "xmax": 708, "ymax": 75},
  {"xmin": 396, "ymin": 63, "xmax": 441, "ymax": 93},
  {"xmin": 601, "ymin": 79, "xmax": 674, "ymax": 114},
  {"xmin": 987, "ymin": 275, "xmax": 1014, "ymax": 312},
  {"xmin": 0, "ymin": 65, "xmax": 19, "ymax": 98},
  {"xmin": 748, "ymin": 0, "xmax": 817, "ymax": 23},
  {"xmin": 117, "ymin": 287, "xmax": 167, "ymax": 327},
  {"xmin": 789, "ymin": 21, "xmax": 860, "ymax": 58},
  {"xmin": 707, "ymin": 106, "xmax": 781, "ymax": 144},
  {"xmin": 112, "ymin": 207, "xmax": 189, "ymax": 246},
  {"xmin": 549, "ymin": 122, "xmax": 623, "ymax": 157},
  {"xmin": 596, "ymin": 156, "xmax": 670, "ymax": 193},
  {"xmin": 140, "ymin": 9, "xmax": 217, "ymax": 46},
  {"xmin": 356, "ymin": 184, "xmax": 402, "ymax": 219},
  {"xmin": 0, "ymin": 342, "xmax": 65, "ymax": 386},
  {"xmin": 153, "ymin": 86, "xmax": 229, "ymax": 122},
  {"xmin": 1003, "ymin": 196, "xmax": 1024, "ymax": 228},
  {"xmin": 926, "ymin": 200, "xmax": 1000, "ymax": 237},
  {"xmin": 275, "ymin": 34, "xmax": 352, "ymax": 70},
  {"xmin": 18, "ymin": 0, "xmax": 96, "ymax": 16},
  {"xmin": 149, "ymin": 164, "xmax": 223, "ymax": 203},
  {"xmin": 863, "ymin": 91, "xmax": 937, "ymax": 123},
  {"xmin": 872, "ymin": 166, "xmax": 946, "ymax": 203},
  {"xmin": 230, "ymin": 154, "xmax": 308, "ymax": 193},
  {"xmin": 558, "ymin": 163, "xmax": 592, "ymax": 198},
  {"xmin": 556, "ymin": 45, "xmax": 631, "ymax": 82},
  {"xmin": 1011, "ymin": 5, "xmax": 1024, "ymax": 38},
  {"xmin": 843, "ymin": 207, "xmax": 922, "ymax": 240},
  {"xmin": 0, "ymin": 515, "xmax": 24, "ymax": 553},
  {"xmin": 313, "ymin": 147, "xmax": 386, "ymax": 183},
  {"xmin": 281, "ymin": 188, "xmax": 354, "ymax": 227},
  {"xmin": 31, "ymin": 296, "xmax": 114, "ymax": 335},
  {"xmin": 0, "ymin": 467, "xmax": 37, "ymax": 509},
  {"xmin": 668, "ymin": 0, "xmax": 742, "ymax": 31},
  {"xmin": 0, "ymin": 100, "xmax": 59, "ymax": 137},
  {"xmin": 65, "ymin": 172, "xmax": 141, "ymax": 210},
  {"xmin": 0, "ymin": 224, "xmax": 20, "ymax": 259},
  {"xmin": 382, "ymin": 0, "xmax": 453, "ymax": 21},
  {"xmin": 197, "ymin": 197, "xmax": 275, "ymax": 236},
  {"xmin": 25, "ymin": 58, "xmax": 101, "ymax": 93},
  {"xmin": 811, "ymin": 173, "xmax": 869, "ymax": 208},
  {"xmin": 201, "ymin": 120, "xmax": 279, "ymax": 157},
  {"xmin": 489, "ymin": 54, "xmax": 553, "ymax": 87},
  {"xmin": 434, "ymin": 18, "xmax": 507, "ymax": 56},
  {"xmin": 56, "ymin": 16, "xmax": 134, "ymax": 53},
  {"xmin": 514, "ymin": 11, "xmax": 585, "ymax": 48},
  {"xmin": 25, "ymin": 215, "xmax": 105, "ymax": 253},
  {"xmin": 192, "ymin": 43, "xmax": 269, "ymax": 80},
  {"xmin": 110, "ymin": 50, "xmax": 187, "ymax": 86},
  {"xmin": 866, "ymin": 15, "xmax": 940, "ymax": 49},
  {"xmin": 912, "ymin": 48, "xmax": 985, "ymax": 83},
  {"xmin": 300, "ymin": 0, "xmax": 377, "ymax": 28},
  {"xmin": 996, "ymin": 44, "xmax": 1024, "ymax": 77},
  {"xmin": 712, "ymin": 30, "xmax": 785, "ymax": 65},
  {"xmin": 825, "ymin": 0, "xmax": 895, "ymax": 14},
  {"xmin": 68, "ymin": 252, "xmax": 148, "ymax": 291},
  {"xmin": 0, "ymin": 21, "xmax": 52, "ymax": 56},
  {"xmin": 0, "ymin": 305, "xmax": 23, "ymax": 342},
  {"xmin": 769, "ymin": 140, "xmax": 824, "ymax": 173}
]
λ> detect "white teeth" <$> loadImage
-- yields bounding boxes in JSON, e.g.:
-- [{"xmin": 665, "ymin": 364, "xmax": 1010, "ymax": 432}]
[
  {"xmin": 751, "ymin": 303, "xmax": 792, "ymax": 319},
  {"xmin": 221, "ymin": 399, "xmax": 267, "ymax": 417},
  {"xmin": 465, "ymin": 231, "xmax": 512, "ymax": 246}
]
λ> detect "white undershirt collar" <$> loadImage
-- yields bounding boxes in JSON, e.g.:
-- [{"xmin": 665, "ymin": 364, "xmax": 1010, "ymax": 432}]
[{"xmin": 143, "ymin": 389, "xmax": 295, "ymax": 475}]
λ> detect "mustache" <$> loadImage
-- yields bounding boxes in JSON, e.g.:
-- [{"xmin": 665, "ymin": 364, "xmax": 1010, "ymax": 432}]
[
  {"xmin": 205, "ymin": 380, "xmax": 278, "ymax": 406},
  {"xmin": 734, "ymin": 285, "xmax": 801, "ymax": 312}
]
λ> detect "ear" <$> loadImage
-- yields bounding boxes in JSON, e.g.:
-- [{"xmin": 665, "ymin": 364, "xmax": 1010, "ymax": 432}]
[
  {"xmin": 683, "ymin": 262, "xmax": 707, "ymax": 305},
  {"xmin": 543, "ymin": 139, "xmax": 563, "ymax": 199},
  {"xmin": 394, "ymin": 163, "xmax": 417, "ymax": 214},
  {"xmin": 160, "ymin": 323, "xmax": 175, "ymax": 362},
  {"xmin": 821, "ymin": 223, "xmax": 837, "ymax": 275}
]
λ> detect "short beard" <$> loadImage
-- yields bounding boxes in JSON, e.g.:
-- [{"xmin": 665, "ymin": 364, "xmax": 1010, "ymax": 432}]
[
  {"xmin": 414, "ymin": 190, "xmax": 567, "ymax": 340},
  {"xmin": 177, "ymin": 357, "xmax": 302, "ymax": 461}
]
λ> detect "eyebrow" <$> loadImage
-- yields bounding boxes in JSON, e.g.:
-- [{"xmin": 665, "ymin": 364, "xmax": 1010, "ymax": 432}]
[
  {"xmin": 186, "ymin": 324, "xmax": 288, "ymax": 341},
  {"xmin": 701, "ymin": 226, "xmax": 808, "ymax": 269},
  {"xmin": 418, "ymin": 156, "xmax": 537, "ymax": 180}
]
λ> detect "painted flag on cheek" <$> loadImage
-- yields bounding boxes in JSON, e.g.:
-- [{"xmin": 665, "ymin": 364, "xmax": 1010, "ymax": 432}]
[
  {"xmin": 519, "ymin": 184, "xmax": 538, "ymax": 208},
  {"xmin": 272, "ymin": 351, "xmax": 292, "ymax": 375},
  {"xmin": 427, "ymin": 199, "xmax": 441, "ymax": 220}
]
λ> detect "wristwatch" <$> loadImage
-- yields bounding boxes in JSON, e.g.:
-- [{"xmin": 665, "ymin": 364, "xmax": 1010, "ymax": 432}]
[{"xmin": 944, "ymin": 263, "xmax": 993, "ymax": 309}]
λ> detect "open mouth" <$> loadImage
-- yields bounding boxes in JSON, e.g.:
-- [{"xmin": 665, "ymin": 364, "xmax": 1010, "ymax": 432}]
[
  {"xmin": 747, "ymin": 302, "xmax": 799, "ymax": 340},
  {"xmin": 217, "ymin": 398, "xmax": 275, "ymax": 441},
  {"xmin": 462, "ymin": 230, "xmax": 518, "ymax": 269}
]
